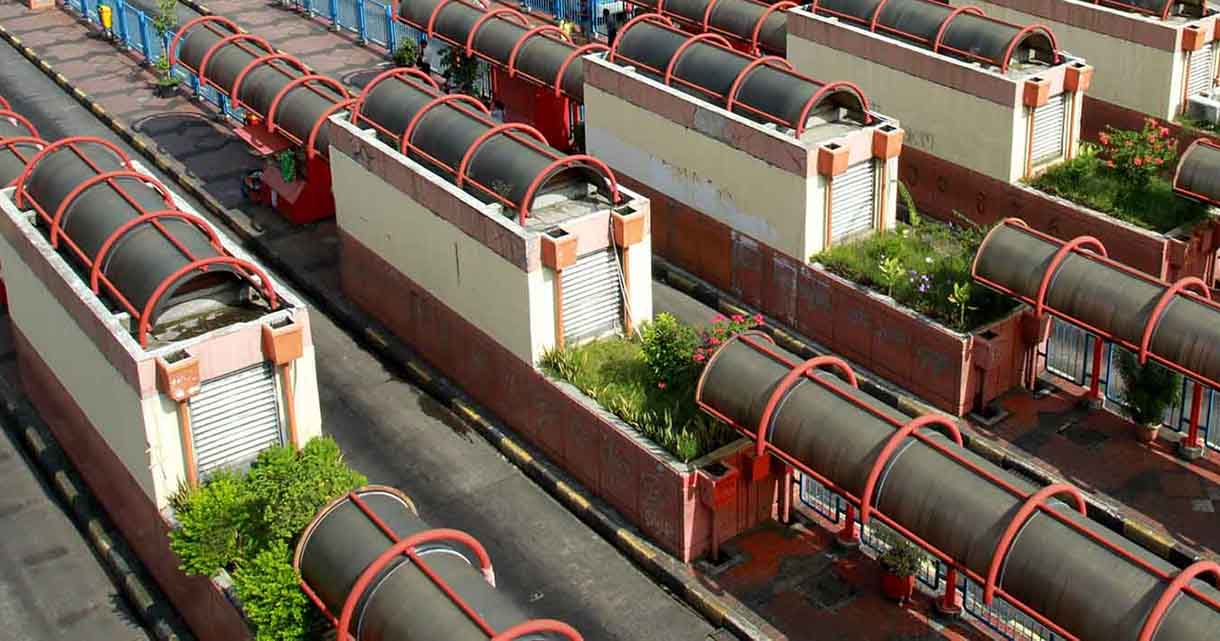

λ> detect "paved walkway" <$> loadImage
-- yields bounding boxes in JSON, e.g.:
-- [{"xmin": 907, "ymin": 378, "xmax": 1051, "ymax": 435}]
[
  {"xmin": 981, "ymin": 381, "xmax": 1220, "ymax": 559},
  {"xmin": 0, "ymin": 344, "xmax": 151, "ymax": 641}
]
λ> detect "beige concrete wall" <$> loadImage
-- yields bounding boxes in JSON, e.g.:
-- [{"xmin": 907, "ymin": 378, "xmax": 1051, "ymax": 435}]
[
  {"xmin": 0, "ymin": 205, "xmax": 156, "ymax": 499},
  {"xmin": 788, "ymin": 35, "xmax": 1023, "ymax": 182},
  {"xmin": 330, "ymin": 149, "xmax": 543, "ymax": 363},
  {"xmin": 970, "ymin": 0, "xmax": 1184, "ymax": 119},
  {"xmin": 584, "ymin": 83, "xmax": 821, "ymax": 260},
  {"xmin": 626, "ymin": 235, "xmax": 654, "ymax": 330}
]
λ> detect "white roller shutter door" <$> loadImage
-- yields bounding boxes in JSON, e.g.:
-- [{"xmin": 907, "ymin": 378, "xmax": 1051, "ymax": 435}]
[
  {"xmin": 1031, "ymin": 93, "xmax": 1067, "ymax": 164},
  {"xmin": 561, "ymin": 248, "xmax": 624, "ymax": 345},
  {"xmin": 829, "ymin": 160, "xmax": 877, "ymax": 244},
  {"xmin": 189, "ymin": 362, "xmax": 284, "ymax": 478},
  {"xmin": 1188, "ymin": 42, "xmax": 1216, "ymax": 98}
]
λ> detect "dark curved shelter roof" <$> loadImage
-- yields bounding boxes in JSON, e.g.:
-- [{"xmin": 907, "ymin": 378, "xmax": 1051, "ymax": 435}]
[
  {"xmin": 170, "ymin": 16, "xmax": 351, "ymax": 158},
  {"xmin": 973, "ymin": 218, "xmax": 1220, "ymax": 391},
  {"xmin": 397, "ymin": 0, "xmax": 593, "ymax": 100},
  {"xmin": 9, "ymin": 137, "xmax": 278, "ymax": 347},
  {"xmin": 1174, "ymin": 139, "xmax": 1220, "ymax": 207},
  {"xmin": 623, "ymin": 0, "xmax": 790, "ymax": 55},
  {"xmin": 295, "ymin": 486, "xmax": 581, "ymax": 641},
  {"xmin": 610, "ymin": 15, "xmax": 871, "ymax": 135},
  {"xmin": 0, "ymin": 106, "xmax": 45, "ymax": 187},
  {"xmin": 697, "ymin": 332, "xmax": 1220, "ymax": 641},
  {"xmin": 810, "ymin": 0, "xmax": 1059, "ymax": 72},
  {"xmin": 349, "ymin": 70, "xmax": 620, "ymax": 225}
]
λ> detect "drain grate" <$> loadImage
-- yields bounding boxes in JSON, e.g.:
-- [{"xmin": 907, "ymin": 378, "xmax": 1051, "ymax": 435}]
[{"xmin": 797, "ymin": 570, "xmax": 857, "ymax": 611}]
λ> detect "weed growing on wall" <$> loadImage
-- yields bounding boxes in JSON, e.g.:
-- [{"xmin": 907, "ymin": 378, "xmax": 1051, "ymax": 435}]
[
  {"xmin": 1031, "ymin": 124, "xmax": 1208, "ymax": 233},
  {"xmin": 813, "ymin": 209, "xmax": 1015, "ymax": 332},
  {"xmin": 541, "ymin": 314, "xmax": 759, "ymax": 462},
  {"xmin": 168, "ymin": 437, "xmax": 367, "ymax": 641}
]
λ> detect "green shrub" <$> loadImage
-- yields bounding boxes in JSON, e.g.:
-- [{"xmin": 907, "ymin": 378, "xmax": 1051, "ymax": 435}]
[
  {"xmin": 244, "ymin": 438, "xmax": 367, "ymax": 545},
  {"xmin": 168, "ymin": 470, "xmax": 257, "ymax": 576},
  {"xmin": 169, "ymin": 437, "xmax": 366, "ymax": 641},
  {"xmin": 640, "ymin": 313, "xmax": 699, "ymax": 391},
  {"xmin": 232, "ymin": 542, "xmax": 314, "ymax": 641},
  {"xmin": 1117, "ymin": 350, "xmax": 1183, "ymax": 425},
  {"xmin": 392, "ymin": 38, "xmax": 419, "ymax": 68}
]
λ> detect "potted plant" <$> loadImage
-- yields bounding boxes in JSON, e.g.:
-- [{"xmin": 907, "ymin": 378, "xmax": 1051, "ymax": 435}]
[
  {"xmin": 392, "ymin": 38, "xmax": 418, "ymax": 68},
  {"xmin": 152, "ymin": 56, "xmax": 182, "ymax": 99},
  {"xmin": 1116, "ymin": 349, "xmax": 1182, "ymax": 443},
  {"xmin": 878, "ymin": 535, "xmax": 922, "ymax": 605}
]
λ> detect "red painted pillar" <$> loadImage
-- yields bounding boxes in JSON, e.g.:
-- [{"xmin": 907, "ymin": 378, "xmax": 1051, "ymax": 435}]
[
  {"xmin": 1089, "ymin": 336, "xmax": 1105, "ymax": 402},
  {"xmin": 1188, "ymin": 383, "xmax": 1204, "ymax": 449},
  {"xmin": 837, "ymin": 504, "xmax": 859, "ymax": 547},
  {"xmin": 781, "ymin": 467, "xmax": 793, "ymax": 525},
  {"xmin": 938, "ymin": 566, "xmax": 963, "ymax": 616}
]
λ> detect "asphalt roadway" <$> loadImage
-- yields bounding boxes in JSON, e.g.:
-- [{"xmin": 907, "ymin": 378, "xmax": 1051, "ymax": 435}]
[{"xmin": 0, "ymin": 34, "xmax": 719, "ymax": 641}]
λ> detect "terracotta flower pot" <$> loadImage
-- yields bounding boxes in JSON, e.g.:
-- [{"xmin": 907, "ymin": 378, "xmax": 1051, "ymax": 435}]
[
  {"xmin": 1134, "ymin": 421, "xmax": 1160, "ymax": 444},
  {"xmin": 881, "ymin": 571, "xmax": 915, "ymax": 602}
]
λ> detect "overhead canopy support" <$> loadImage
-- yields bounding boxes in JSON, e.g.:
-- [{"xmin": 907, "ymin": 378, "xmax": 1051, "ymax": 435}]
[
  {"xmin": 295, "ymin": 486, "xmax": 582, "ymax": 641},
  {"xmin": 973, "ymin": 218, "xmax": 1220, "ymax": 390},
  {"xmin": 695, "ymin": 331, "xmax": 1220, "ymax": 641},
  {"xmin": 0, "ymin": 104, "xmax": 45, "ymax": 187},
  {"xmin": 620, "ymin": 0, "xmax": 792, "ymax": 55},
  {"xmin": 609, "ymin": 15, "xmax": 872, "ymax": 136},
  {"xmin": 169, "ymin": 17, "xmax": 350, "ymax": 158},
  {"xmin": 349, "ymin": 70, "xmax": 620, "ymax": 225},
  {"xmin": 9, "ymin": 136, "xmax": 278, "ymax": 347},
  {"xmin": 397, "ymin": 0, "xmax": 588, "ymax": 100},
  {"xmin": 1174, "ymin": 139, "xmax": 1220, "ymax": 207},
  {"xmin": 809, "ymin": 0, "xmax": 1060, "ymax": 72}
]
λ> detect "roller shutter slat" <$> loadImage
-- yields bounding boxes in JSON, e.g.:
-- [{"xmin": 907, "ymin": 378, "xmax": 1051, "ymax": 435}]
[
  {"xmin": 561, "ymin": 249, "xmax": 623, "ymax": 344},
  {"xmin": 188, "ymin": 363, "xmax": 284, "ymax": 478},
  {"xmin": 1031, "ymin": 93, "xmax": 1067, "ymax": 164},
  {"xmin": 830, "ymin": 160, "xmax": 877, "ymax": 243}
]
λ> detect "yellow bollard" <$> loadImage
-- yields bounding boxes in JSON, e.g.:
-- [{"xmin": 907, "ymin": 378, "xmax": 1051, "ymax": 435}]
[{"xmin": 99, "ymin": 5, "xmax": 113, "ymax": 31}]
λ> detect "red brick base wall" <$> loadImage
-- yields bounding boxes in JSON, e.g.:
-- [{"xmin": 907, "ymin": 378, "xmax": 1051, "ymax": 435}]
[
  {"xmin": 338, "ymin": 229, "xmax": 777, "ymax": 562},
  {"xmin": 12, "ymin": 325, "xmax": 249, "ymax": 641}
]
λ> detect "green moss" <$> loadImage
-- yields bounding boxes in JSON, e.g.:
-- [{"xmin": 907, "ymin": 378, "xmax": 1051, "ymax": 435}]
[{"xmin": 1030, "ymin": 151, "xmax": 1209, "ymax": 234}]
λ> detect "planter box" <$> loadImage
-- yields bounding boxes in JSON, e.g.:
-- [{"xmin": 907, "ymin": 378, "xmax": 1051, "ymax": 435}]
[
  {"xmin": 899, "ymin": 145, "xmax": 1220, "ymax": 283},
  {"xmin": 340, "ymin": 229, "xmax": 778, "ymax": 562}
]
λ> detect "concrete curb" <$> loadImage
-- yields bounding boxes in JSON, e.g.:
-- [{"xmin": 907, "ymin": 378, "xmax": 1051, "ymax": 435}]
[
  {"xmin": 0, "ymin": 15, "xmax": 763, "ymax": 641},
  {"xmin": 0, "ymin": 371, "xmax": 193, "ymax": 641},
  {"xmin": 651, "ymin": 259, "xmax": 1209, "ymax": 572}
]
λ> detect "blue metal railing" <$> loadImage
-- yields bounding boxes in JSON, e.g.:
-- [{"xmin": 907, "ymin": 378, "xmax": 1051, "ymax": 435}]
[{"xmin": 60, "ymin": 0, "xmax": 248, "ymax": 122}]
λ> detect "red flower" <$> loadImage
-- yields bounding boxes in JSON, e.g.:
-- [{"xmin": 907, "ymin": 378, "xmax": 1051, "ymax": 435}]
[
  {"xmin": 657, "ymin": 381, "xmax": 667, "ymax": 390},
  {"xmin": 693, "ymin": 353, "xmax": 706, "ymax": 363},
  {"xmin": 752, "ymin": 313, "xmax": 764, "ymax": 324},
  {"xmin": 1106, "ymin": 160, "xmax": 1115, "ymax": 168},
  {"xmin": 709, "ymin": 337, "xmax": 721, "ymax": 346},
  {"xmin": 731, "ymin": 314, "xmax": 745, "ymax": 323},
  {"xmin": 1098, "ymin": 133, "xmax": 1110, "ymax": 145},
  {"xmin": 1159, "ymin": 127, "xmax": 1170, "ymax": 137},
  {"xmin": 1154, "ymin": 158, "xmax": 1164, "ymax": 165},
  {"xmin": 712, "ymin": 314, "xmax": 726, "ymax": 324},
  {"xmin": 1133, "ymin": 157, "xmax": 1143, "ymax": 166}
]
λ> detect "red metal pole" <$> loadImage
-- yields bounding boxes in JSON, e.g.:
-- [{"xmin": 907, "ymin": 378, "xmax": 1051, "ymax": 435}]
[
  {"xmin": 1089, "ymin": 335, "xmax": 1104, "ymax": 403},
  {"xmin": 781, "ymin": 467, "xmax": 792, "ymax": 525},
  {"xmin": 939, "ymin": 567, "xmax": 962, "ymax": 616},
  {"xmin": 837, "ymin": 504, "xmax": 859, "ymax": 547},
  {"xmin": 1188, "ymin": 382, "xmax": 1204, "ymax": 449}
]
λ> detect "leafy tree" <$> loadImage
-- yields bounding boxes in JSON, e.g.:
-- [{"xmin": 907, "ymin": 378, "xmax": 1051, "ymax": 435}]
[
  {"xmin": 233, "ymin": 542, "xmax": 314, "ymax": 641},
  {"xmin": 168, "ymin": 470, "xmax": 257, "ymax": 575},
  {"xmin": 439, "ymin": 46, "xmax": 481, "ymax": 95}
]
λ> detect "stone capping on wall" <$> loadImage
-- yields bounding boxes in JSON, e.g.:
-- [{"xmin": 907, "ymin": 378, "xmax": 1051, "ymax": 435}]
[
  {"xmin": 973, "ymin": 0, "xmax": 1202, "ymax": 51},
  {"xmin": 583, "ymin": 53, "xmax": 900, "ymax": 178},
  {"xmin": 0, "ymin": 175, "xmax": 304, "ymax": 388},
  {"xmin": 328, "ymin": 115, "xmax": 649, "ymax": 274},
  {"xmin": 788, "ymin": 8, "xmax": 1082, "ymax": 107}
]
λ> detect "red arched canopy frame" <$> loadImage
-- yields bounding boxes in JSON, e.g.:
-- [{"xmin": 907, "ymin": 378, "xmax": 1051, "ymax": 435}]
[
  {"xmin": 693, "ymin": 330, "xmax": 1220, "ymax": 641},
  {"xmin": 305, "ymin": 98, "xmax": 358, "ymax": 160},
  {"xmin": 229, "ymin": 53, "xmax": 310, "ymax": 104},
  {"xmin": 0, "ymin": 110, "xmax": 40, "ymax": 139},
  {"xmin": 138, "ymin": 256, "xmax": 278, "ymax": 347},
  {"xmin": 0, "ymin": 137, "xmax": 48, "ymax": 186},
  {"xmin": 1032, "ymin": 235, "xmax": 1107, "ymax": 318},
  {"xmin": 168, "ymin": 15, "xmax": 240, "ymax": 68},
  {"xmin": 1173, "ymin": 139, "xmax": 1220, "ymax": 207},
  {"xmin": 754, "ymin": 350, "xmax": 859, "ymax": 457},
  {"xmin": 297, "ymin": 490, "xmax": 583, "ymax": 641},
  {"xmin": 983, "ymin": 483, "xmax": 1086, "ymax": 605},
  {"xmin": 750, "ymin": 1, "xmax": 796, "ymax": 55},
  {"xmin": 0, "ymin": 96, "xmax": 9, "ymax": 111},
  {"xmin": 858, "ymin": 415, "xmax": 964, "ymax": 526},
  {"xmin": 89, "ymin": 210, "xmax": 222, "ymax": 292},
  {"xmin": 49, "ymin": 170, "xmax": 176, "ymax": 248},
  {"xmin": 266, "ymin": 75, "xmax": 351, "ymax": 138},
  {"xmin": 508, "ymin": 26, "xmax": 571, "ymax": 79},
  {"xmin": 198, "ymin": 33, "xmax": 274, "ymax": 83},
  {"xmin": 350, "ymin": 67, "xmax": 440, "ymax": 125},
  {"xmin": 466, "ymin": 7, "xmax": 529, "ymax": 56},
  {"xmin": 457, "ymin": 123, "xmax": 548, "ymax": 188},
  {"xmin": 517, "ymin": 155, "xmax": 621, "ymax": 226},
  {"xmin": 1137, "ymin": 561, "xmax": 1220, "ymax": 641},
  {"xmin": 1139, "ymin": 277, "xmax": 1212, "ymax": 365},
  {"xmin": 554, "ymin": 44, "xmax": 610, "ymax": 97}
]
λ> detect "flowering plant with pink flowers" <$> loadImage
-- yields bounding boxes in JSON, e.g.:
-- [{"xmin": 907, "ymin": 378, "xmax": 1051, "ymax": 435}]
[
  {"xmin": 692, "ymin": 313, "xmax": 764, "ymax": 367},
  {"xmin": 1097, "ymin": 119, "xmax": 1177, "ymax": 188}
]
